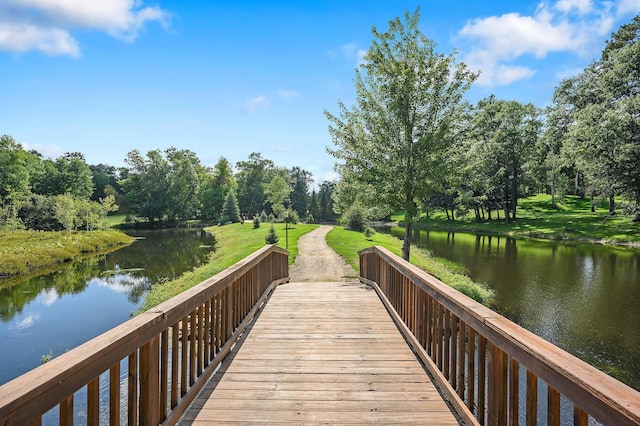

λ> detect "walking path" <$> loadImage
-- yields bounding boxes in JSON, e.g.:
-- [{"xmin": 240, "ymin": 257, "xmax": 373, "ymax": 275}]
[{"xmin": 288, "ymin": 225, "xmax": 357, "ymax": 282}]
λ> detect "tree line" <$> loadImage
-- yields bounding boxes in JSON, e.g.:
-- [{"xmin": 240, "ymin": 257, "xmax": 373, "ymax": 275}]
[
  {"xmin": 327, "ymin": 9, "xmax": 639, "ymax": 260},
  {"xmin": 0, "ymin": 139, "xmax": 335, "ymax": 231}
]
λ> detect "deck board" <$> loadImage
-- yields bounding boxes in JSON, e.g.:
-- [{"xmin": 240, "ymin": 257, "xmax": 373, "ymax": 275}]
[{"xmin": 180, "ymin": 282, "xmax": 459, "ymax": 425}]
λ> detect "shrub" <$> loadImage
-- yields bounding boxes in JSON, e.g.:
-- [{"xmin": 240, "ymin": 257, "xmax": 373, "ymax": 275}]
[
  {"xmin": 218, "ymin": 215, "xmax": 229, "ymax": 226},
  {"xmin": 253, "ymin": 215, "xmax": 261, "ymax": 229},
  {"xmin": 260, "ymin": 210, "xmax": 269, "ymax": 222},
  {"xmin": 307, "ymin": 213, "xmax": 315, "ymax": 224},
  {"xmin": 363, "ymin": 226, "xmax": 375, "ymax": 240},
  {"xmin": 288, "ymin": 210, "xmax": 299, "ymax": 225},
  {"xmin": 341, "ymin": 204, "xmax": 367, "ymax": 232},
  {"xmin": 265, "ymin": 224, "xmax": 279, "ymax": 244}
]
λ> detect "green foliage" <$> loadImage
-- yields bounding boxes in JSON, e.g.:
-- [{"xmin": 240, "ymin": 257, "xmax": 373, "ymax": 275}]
[
  {"xmin": 199, "ymin": 157, "xmax": 235, "ymax": 220},
  {"xmin": 363, "ymin": 226, "xmax": 375, "ymax": 240},
  {"xmin": 341, "ymin": 203, "xmax": 367, "ymax": 232},
  {"xmin": 259, "ymin": 210, "xmax": 269, "ymax": 222},
  {"xmin": 289, "ymin": 167, "xmax": 313, "ymax": 217},
  {"xmin": 264, "ymin": 172, "xmax": 291, "ymax": 220},
  {"xmin": 265, "ymin": 224, "xmax": 279, "ymax": 244},
  {"xmin": 41, "ymin": 350, "xmax": 54, "ymax": 364},
  {"xmin": 325, "ymin": 8, "xmax": 476, "ymax": 260},
  {"xmin": 0, "ymin": 229, "xmax": 133, "ymax": 277},
  {"xmin": 308, "ymin": 190, "xmax": 320, "ymax": 221},
  {"xmin": 235, "ymin": 152, "xmax": 274, "ymax": 217},
  {"xmin": 222, "ymin": 190, "xmax": 241, "ymax": 223},
  {"xmin": 252, "ymin": 215, "xmax": 261, "ymax": 229},
  {"xmin": 288, "ymin": 209, "xmax": 299, "ymax": 225}
]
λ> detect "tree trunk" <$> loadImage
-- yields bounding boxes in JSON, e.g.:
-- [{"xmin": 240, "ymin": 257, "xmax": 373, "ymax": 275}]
[
  {"xmin": 590, "ymin": 192, "xmax": 595, "ymax": 213},
  {"xmin": 451, "ymin": 208, "xmax": 455, "ymax": 222},
  {"xmin": 402, "ymin": 217, "xmax": 412, "ymax": 261},
  {"xmin": 609, "ymin": 194, "xmax": 615, "ymax": 214},
  {"xmin": 575, "ymin": 173, "xmax": 579, "ymax": 196},
  {"xmin": 512, "ymin": 169, "xmax": 518, "ymax": 221}
]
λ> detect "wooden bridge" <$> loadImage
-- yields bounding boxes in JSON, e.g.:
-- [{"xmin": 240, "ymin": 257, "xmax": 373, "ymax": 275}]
[{"xmin": 1, "ymin": 245, "xmax": 640, "ymax": 425}]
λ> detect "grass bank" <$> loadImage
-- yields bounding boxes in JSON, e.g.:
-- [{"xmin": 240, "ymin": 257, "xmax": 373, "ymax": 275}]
[
  {"xmin": 139, "ymin": 222, "xmax": 318, "ymax": 312},
  {"xmin": 392, "ymin": 194, "xmax": 640, "ymax": 246},
  {"xmin": 0, "ymin": 230, "xmax": 134, "ymax": 278},
  {"xmin": 326, "ymin": 226, "xmax": 494, "ymax": 304}
]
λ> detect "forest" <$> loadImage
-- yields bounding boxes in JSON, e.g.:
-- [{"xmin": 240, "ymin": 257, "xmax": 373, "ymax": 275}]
[{"xmin": 0, "ymin": 139, "xmax": 335, "ymax": 231}]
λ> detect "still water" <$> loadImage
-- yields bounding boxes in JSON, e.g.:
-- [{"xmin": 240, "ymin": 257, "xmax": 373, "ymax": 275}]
[
  {"xmin": 0, "ymin": 229, "xmax": 215, "ymax": 386},
  {"xmin": 385, "ymin": 227, "xmax": 640, "ymax": 391}
]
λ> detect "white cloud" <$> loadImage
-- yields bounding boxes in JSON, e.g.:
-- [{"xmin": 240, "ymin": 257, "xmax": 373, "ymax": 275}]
[
  {"xmin": 11, "ymin": 313, "xmax": 41, "ymax": 330},
  {"xmin": 0, "ymin": 0, "xmax": 169, "ymax": 56},
  {"xmin": 329, "ymin": 43, "xmax": 367, "ymax": 67},
  {"xmin": 616, "ymin": 0, "xmax": 640, "ymax": 16},
  {"xmin": 245, "ymin": 96, "xmax": 268, "ymax": 114},
  {"xmin": 555, "ymin": 0, "xmax": 593, "ymax": 14},
  {"xmin": 0, "ymin": 22, "xmax": 79, "ymax": 56},
  {"xmin": 20, "ymin": 141, "xmax": 64, "ymax": 158},
  {"xmin": 457, "ymin": 1, "xmax": 617, "ymax": 86},
  {"xmin": 276, "ymin": 89, "xmax": 299, "ymax": 100}
]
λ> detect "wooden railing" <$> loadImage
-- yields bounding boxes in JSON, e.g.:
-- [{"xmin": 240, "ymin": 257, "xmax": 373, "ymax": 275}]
[
  {"xmin": 359, "ymin": 246, "xmax": 640, "ymax": 426},
  {"xmin": 0, "ymin": 245, "xmax": 289, "ymax": 426}
]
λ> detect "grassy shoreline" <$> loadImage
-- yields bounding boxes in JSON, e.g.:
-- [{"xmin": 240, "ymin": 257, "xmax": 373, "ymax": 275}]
[
  {"xmin": 138, "ymin": 222, "xmax": 318, "ymax": 312},
  {"xmin": 392, "ymin": 194, "xmax": 640, "ymax": 247},
  {"xmin": 325, "ymin": 226, "xmax": 493, "ymax": 304},
  {"xmin": 0, "ymin": 230, "xmax": 134, "ymax": 278}
]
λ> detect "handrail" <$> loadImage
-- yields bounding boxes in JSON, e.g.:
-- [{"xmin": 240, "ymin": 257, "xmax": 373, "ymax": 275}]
[
  {"xmin": 359, "ymin": 246, "xmax": 640, "ymax": 426},
  {"xmin": 0, "ymin": 244, "xmax": 289, "ymax": 426}
]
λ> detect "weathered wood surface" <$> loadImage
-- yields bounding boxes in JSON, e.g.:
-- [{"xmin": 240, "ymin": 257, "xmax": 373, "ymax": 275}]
[{"xmin": 181, "ymin": 282, "xmax": 459, "ymax": 425}]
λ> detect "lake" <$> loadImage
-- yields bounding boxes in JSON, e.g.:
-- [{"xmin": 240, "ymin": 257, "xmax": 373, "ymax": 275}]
[
  {"xmin": 0, "ymin": 228, "xmax": 215, "ymax": 386},
  {"xmin": 382, "ymin": 226, "xmax": 640, "ymax": 391}
]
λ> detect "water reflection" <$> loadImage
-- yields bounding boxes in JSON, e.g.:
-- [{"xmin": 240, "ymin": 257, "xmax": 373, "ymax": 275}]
[
  {"xmin": 384, "ymin": 227, "xmax": 640, "ymax": 391},
  {"xmin": 0, "ymin": 229, "xmax": 216, "ymax": 385}
]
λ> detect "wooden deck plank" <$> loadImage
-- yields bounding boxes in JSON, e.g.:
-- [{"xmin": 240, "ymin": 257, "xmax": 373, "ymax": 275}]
[{"xmin": 181, "ymin": 282, "xmax": 459, "ymax": 425}]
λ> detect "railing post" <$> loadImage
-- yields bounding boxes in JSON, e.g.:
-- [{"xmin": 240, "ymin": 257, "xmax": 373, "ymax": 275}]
[{"xmin": 139, "ymin": 335, "xmax": 160, "ymax": 426}]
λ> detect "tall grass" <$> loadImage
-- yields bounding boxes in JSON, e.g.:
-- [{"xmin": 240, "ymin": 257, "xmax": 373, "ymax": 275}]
[{"xmin": 0, "ymin": 230, "xmax": 133, "ymax": 277}]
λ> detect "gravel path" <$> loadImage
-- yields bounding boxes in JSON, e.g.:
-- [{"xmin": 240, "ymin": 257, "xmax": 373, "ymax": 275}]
[{"xmin": 289, "ymin": 225, "xmax": 358, "ymax": 282}]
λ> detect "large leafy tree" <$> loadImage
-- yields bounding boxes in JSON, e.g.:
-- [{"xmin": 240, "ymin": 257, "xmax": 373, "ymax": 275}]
[
  {"xmin": 165, "ymin": 148, "xmax": 200, "ymax": 222},
  {"xmin": 121, "ymin": 149, "xmax": 171, "ymax": 224},
  {"xmin": 264, "ymin": 171, "xmax": 291, "ymax": 220},
  {"xmin": 235, "ymin": 152, "xmax": 274, "ymax": 217},
  {"xmin": 325, "ymin": 8, "xmax": 476, "ymax": 260},
  {"xmin": 469, "ymin": 97, "xmax": 540, "ymax": 223},
  {"xmin": 562, "ymin": 15, "xmax": 640, "ymax": 219},
  {"xmin": 0, "ymin": 135, "xmax": 32, "ymax": 203},
  {"xmin": 199, "ymin": 157, "xmax": 235, "ymax": 220}
]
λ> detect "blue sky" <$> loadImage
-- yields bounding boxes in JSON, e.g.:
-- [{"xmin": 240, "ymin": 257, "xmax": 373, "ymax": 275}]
[{"xmin": 2, "ymin": 1, "xmax": 639, "ymax": 186}]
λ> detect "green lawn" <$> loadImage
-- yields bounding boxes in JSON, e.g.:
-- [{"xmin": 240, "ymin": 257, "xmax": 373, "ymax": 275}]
[
  {"xmin": 392, "ymin": 194, "xmax": 640, "ymax": 244},
  {"xmin": 139, "ymin": 222, "xmax": 318, "ymax": 311},
  {"xmin": 326, "ymin": 226, "xmax": 493, "ymax": 304}
]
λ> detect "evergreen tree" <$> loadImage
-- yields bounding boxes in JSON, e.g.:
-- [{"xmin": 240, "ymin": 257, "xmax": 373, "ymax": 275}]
[
  {"xmin": 308, "ymin": 190, "xmax": 320, "ymax": 222},
  {"xmin": 223, "ymin": 190, "xmax": 241, "ymax": 223}
]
